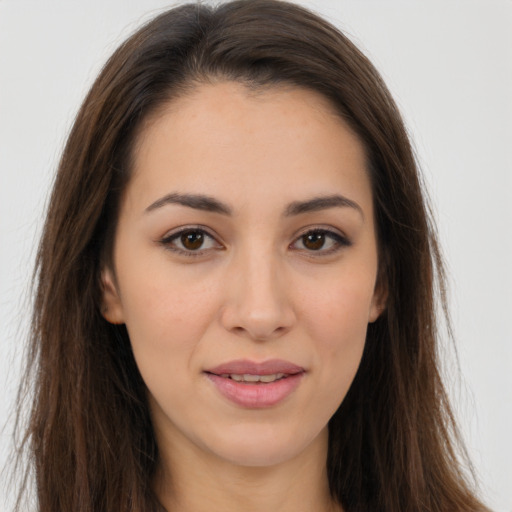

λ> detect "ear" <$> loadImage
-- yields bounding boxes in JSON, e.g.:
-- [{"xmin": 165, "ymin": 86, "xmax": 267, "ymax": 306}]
[
  {"xmin": 368, "ymin": 268, "xmax": 388, "ymax": 323},
  {"xmin": 100, "ymin": 267, "xmax": 125, "ymax": 324},
  {"xmin": 369, "ymin": 287, "xmax": 387, "ymax": 323}
]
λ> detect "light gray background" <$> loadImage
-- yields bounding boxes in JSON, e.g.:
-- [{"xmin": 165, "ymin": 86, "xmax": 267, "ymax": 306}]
[{"xmin": 1, "ymin": 1, "xmax": 511, "ymax": 510}]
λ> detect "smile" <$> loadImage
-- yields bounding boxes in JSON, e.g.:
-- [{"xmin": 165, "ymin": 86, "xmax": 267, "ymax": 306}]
[
  {"xmin": 205, "ymin": 359, "xmax": 305, "ymax": 408},
  {"xmin": 219, "ymin": 373, "xmax": 286, "ymax": 383}
]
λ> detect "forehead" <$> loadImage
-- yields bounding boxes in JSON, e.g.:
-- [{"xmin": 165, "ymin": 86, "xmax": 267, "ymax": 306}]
[{"xmin": 128, "ymin": 81, "xmax": 372, "ymax": 215}]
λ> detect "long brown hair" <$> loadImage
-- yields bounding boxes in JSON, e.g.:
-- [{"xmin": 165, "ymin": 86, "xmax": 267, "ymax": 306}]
[{"xmin": 15, "ymin": 1, "xmax": 488, "ymax": 510}]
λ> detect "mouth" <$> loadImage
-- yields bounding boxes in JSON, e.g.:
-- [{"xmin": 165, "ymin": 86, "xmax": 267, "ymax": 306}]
[
  {"xmin": 206, "ymin": 358, "xmax": 304, "ymax": 377},
  {"xmin": 213, "ymin": 372, "xmax": 289, "ymax": 384},
  {"xmin": 204, "ymin": 359, "xmax": 305, "ymax": 408}
]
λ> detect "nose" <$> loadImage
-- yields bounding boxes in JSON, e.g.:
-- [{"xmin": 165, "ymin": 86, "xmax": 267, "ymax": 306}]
[{"xmin": 219, "ymin": 249, "xmax": 296, "ymax": 341}]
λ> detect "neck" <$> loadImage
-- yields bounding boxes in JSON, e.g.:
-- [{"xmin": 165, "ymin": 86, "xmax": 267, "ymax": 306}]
[{"xmin": 154, "ymin": 428, "xmax": 341, "ymax": 512}]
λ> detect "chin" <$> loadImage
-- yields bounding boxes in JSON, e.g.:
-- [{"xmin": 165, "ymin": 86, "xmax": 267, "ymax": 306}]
[
  {"xmin": 216, "ymin": 444, "xmax": 301, "ymax": 468},
  {"xmin": 203, "ymin": 422, "xmax": 326, "ymax": 468}
]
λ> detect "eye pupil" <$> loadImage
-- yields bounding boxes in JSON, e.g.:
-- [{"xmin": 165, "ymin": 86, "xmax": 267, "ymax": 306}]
[
  {"xmin": 303, "ymin": 232, "xmax": 325, "ymax": 250},
  {"xmin": 181, "ymin": 231, "xmax": 204, "ymax": 250}
]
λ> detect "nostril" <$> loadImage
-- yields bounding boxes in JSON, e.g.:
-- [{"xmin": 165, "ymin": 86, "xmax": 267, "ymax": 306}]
[
  {"xmin": 226, "ymin": 321, "xmax": 291, "ymax": 341},
  {"xmin": 219, "ymin": 286, "xmax": 297, "ymax": 340}
]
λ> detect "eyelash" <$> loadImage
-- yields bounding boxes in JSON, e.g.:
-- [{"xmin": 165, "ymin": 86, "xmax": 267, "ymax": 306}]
[
  {"xmin": 159, "ymin": 226, "xmax": 222, "ymax": 258},
  {"xmin": 290, "ymin": 228, "xmax": 351, "ymax": 256},
  {"xmin": 159, "ymin": 226, "xmax": 351, "ymax": 258}
]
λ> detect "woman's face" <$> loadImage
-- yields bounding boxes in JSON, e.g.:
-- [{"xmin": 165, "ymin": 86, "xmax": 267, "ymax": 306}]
[{"xmin": 102, "ymin": 82, "xmax": 384, "ymax": 468}]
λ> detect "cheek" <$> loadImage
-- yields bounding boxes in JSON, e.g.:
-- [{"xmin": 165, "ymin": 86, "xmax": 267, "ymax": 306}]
[
  {"xmin": 121, "ymin": 278, "xmax": 221, "ymax": 432},
  {"xmin": 117, "ymin": 265, "xmax": 221, "ymax": 376},
  {"xmin": 303, "ymin": 275, "xmax": 374, "ymax": 350},
  {"xmin": 298, "ymin": 271, "xmax": 375, "ymax": 401}
]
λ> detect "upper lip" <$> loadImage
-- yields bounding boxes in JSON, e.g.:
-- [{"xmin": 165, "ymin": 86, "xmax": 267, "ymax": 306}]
[{"xmin": 206, "ymin": 359, "xmax": 305, "ymax": 376}]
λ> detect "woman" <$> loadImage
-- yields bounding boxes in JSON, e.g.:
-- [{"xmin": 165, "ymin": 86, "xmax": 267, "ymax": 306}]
[{"xmin": 14, "ymin": 1, "xmax": 489, "ymax": 510}]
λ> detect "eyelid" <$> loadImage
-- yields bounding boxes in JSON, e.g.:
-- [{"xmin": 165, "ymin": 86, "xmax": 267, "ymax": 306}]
[
  {"xmin": 157, "ymin": 224, "xmax": 351, "ymax": 258},
  {"xmin": 290, "ymin": 225, "xmax": 352, "ymax": 254},
  {"xmin": 159, "ymin": 225, "xmax": 224, "ymax": 256}
]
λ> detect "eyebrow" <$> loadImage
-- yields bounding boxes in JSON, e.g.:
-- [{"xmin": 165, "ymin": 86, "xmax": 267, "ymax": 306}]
[
  {"xmin": 284, "ymin": 194, "xmax": 364, "ymax": 219},
  {"xmin": 145, "ymin": 192, "xmax": 363, "ymax": 219},
  {"xmin": 145, "ymin": 193, "xmax": 232, "ymax": 215}
]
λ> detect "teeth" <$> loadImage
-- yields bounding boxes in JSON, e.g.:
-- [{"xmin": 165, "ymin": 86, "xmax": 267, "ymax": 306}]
[
  {"xmin": 226, "ymin": 373, "xmax": 285, "ymax": 383},
  {"xmin": 259, "ymin": 373, "xmax": 285, "ymax": 382},
  {"xmin": 242, "ymin": 374, "xmax": 261, "ymax": 382}
]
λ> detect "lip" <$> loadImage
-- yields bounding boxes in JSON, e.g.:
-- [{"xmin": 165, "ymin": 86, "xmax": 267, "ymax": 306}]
[
  {"xmin": 207, "ymin": 359, "xmax": 304, "ymax": 376},
  {"xmin": 205, "ymin": 359, "xmax": 305, "ymax": 408}
]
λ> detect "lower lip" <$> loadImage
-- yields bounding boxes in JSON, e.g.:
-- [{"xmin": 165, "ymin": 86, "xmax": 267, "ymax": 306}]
[{"xmin": 206, "ymin": 373, "xmax": 304, "ymax": 408}]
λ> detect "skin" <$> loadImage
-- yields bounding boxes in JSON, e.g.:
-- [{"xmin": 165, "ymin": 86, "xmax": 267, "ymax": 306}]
[{"xmin": 102, "ymin": 82, "xmax": 385, "ymax": 512}]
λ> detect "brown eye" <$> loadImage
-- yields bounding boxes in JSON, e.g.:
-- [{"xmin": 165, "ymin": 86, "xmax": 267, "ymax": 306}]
[
  {"xmin": 181, "ymin": 231, "xmax": 204, "ymax": 250},
  {"xmin": 291, "ymin": 229, "xmax": 350, "ymax": 254},
  {"xmin": 302, "ymin": 232, "xmax": 326, "ymax": 250},
  {"xmin": 161, "ymin": 228, "xmax": 221, "ymax": 255}
]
